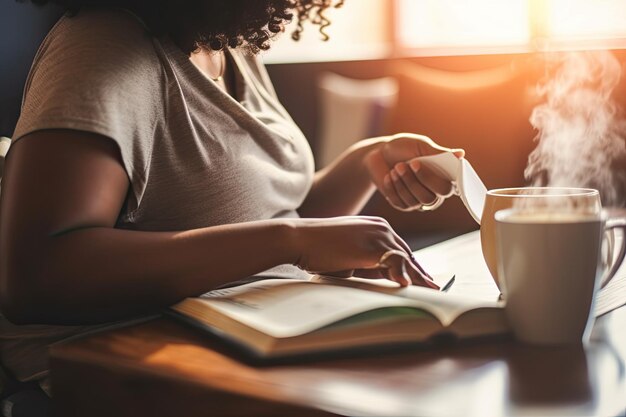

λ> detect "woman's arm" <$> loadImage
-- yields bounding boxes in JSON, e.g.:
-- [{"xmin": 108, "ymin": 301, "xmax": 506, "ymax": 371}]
[
  {"xmin": 0, "ymin": 130, "xmax": 433, "ymax": 325},
  {"xmin": 298, "ymin": 138, "xmax": 382, "ymax": 218},
  {"xmin": 298, "ymin": 134, "xmax": 465, "ymax": 217},
  {"xmin": 0, "ymin": 131, "xmax": 300, "ymax": 324}
]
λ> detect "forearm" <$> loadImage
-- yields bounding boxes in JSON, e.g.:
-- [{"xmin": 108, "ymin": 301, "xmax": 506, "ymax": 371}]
[
  {"xmin": 299, "ymin": 138, "xmax": 387, "ymax": 217},
  {"xmin": 6, "ymin": 220, "xmax": 297, "ymax": 324}
]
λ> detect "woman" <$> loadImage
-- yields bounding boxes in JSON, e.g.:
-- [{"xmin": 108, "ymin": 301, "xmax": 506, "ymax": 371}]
[{"xmin": 0, "ymin": 0, "xmax": 462, "ymax": 391}]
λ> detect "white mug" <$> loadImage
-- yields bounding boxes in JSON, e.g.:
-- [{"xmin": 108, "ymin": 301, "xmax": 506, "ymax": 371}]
[{"xmin": 495, "ymin": 209, "xmax": 626, "ymax": 345}]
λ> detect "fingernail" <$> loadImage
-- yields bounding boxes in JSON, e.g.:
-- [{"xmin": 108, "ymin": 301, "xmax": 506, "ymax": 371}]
[
  {"xmin": 409, "ymin": 159, "xmax": 420, "ymax": 173},
  {"xmin": 427, "ymin": 279, "xmax": 440, "ymax": 290},
  {"xmin": 395, "ymin": 163, "xmax": 407, "ymax": 175},
  {"xmin": 390, "ymin": 170, "xmax": 399, "ymax": 181}
]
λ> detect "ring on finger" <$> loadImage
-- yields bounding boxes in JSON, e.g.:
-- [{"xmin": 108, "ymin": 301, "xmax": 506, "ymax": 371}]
[
  {"xmin": 375, "ymin": 249, "xmax": 409, "ymax": 269},
  {"xmin": 416, "ymin": 195, "xmax": 445, "ymax": 212}
]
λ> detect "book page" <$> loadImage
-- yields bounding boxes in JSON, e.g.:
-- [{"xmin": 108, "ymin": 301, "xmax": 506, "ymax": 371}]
[
  {"xmin": 184, "ymin": 277, "xmax": 498, "ymax": 337},
  {"xmin": 177, "ymin": 272, "xmax": 504, "ymax": 339},
  {"xmin": 312, "ymin": 276, "xmax": 502, "ymax": 326},
  {"xmin": 188, "ymin": 279, "xmax": 421, "ymax": 338},
  {"xmin": 415, "ymin": 231, "xmax": 501, "ymax": 301}
]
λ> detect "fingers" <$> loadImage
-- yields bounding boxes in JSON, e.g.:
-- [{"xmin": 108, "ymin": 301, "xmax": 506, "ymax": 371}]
[
  {"xmin": 353, "ymin": 217, "xmax": 438, "ymax": 288},
  {"xmin": 380, "ymin": 247, "xmax": 437, "ymax": 288},
  {"xmin": 363, "ymin": 217, "xmax": 431, "ymax": 279},
  {"xmin": 375, "ymin": 250, "xmax": 439, "ymax": 289},
  {"xmin": 352, "ymin": 268, "xmax": 386, "ymax": 279},
  {"xmin": 394, "ymin": 162, "xmax": 437, "ymax": 205},
  {"xmin": 390, "ymin": 169, "xmax": 423, "ymax": 207},
  {"xmin": 367, "ymin": 137, "xmax": 464, "ymax": 212},
  {"xmin": 383, "ymin": 162, "xmax": 453, "ymax": 211},
  {"xmin": 409, "ymin": 160, "xmax": 454, "ymax": 198},
  {"xmin": 362, "ymin": 216, "xmax": 413, "ymax": 258},
  {"xmin": 406, "ymin": 263, "xmax": 440, "ymax": 289},
  {"xmin": 382, "ymin": 174, "xmax": 411, "ymax": 211},
  {"xmin": 411, "ymin": 256, "xmax": 434, "ymax": 281},
  {"xmin": 374, "ymin": 220, "xmax": 436, "ymax": 284},
  {"xmin": 382, "ymin": 253, "xmax": 411, "ymax": 287},
  {"xmin": 342, "ymin": 216, "xmax": 435, "ymax": 287}
]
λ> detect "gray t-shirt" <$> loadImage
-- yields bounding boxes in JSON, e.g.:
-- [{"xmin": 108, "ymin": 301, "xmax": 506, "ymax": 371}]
[{"xmin": 2, "ymin": 8, "xmax": 314, "ymax": 383}]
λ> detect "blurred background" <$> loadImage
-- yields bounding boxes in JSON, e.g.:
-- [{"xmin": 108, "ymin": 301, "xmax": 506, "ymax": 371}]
[
  {"xmin": 263, "ymin": 0, "xmax": 626, "ymax": 246},
  {"xmin": 2, "ymin": 0, "xmax": 626, "ymax": 247}
]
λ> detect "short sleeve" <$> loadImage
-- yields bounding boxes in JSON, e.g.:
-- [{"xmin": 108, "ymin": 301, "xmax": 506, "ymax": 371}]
[{"xmin": 12, "ymin": 8, "xmax": 164, "ymax": 208}]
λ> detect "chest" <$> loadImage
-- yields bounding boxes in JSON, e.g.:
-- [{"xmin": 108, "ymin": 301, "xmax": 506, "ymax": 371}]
[{"xmin": 121, "ymin": 50, "xmax": 315, "ymax": 230}]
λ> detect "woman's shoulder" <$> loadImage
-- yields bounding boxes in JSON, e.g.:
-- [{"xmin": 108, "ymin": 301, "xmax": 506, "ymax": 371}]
[
  {"xmin": 26, "ymin": 6, "xmax": 163, "ymax": 96},
  {"xmin": 16, "ymin": 6, "xmax": 165, "ymax": 145},
  {"xmin": 42, "ymin": 7, "xmax": 157, "ymax": 64},
  {"xmin": 55, "ymin": 7, "xmax": 150, "ymax": 41}
]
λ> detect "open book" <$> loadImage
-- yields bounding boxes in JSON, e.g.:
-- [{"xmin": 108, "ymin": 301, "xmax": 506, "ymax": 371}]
[{"xmin": 170, "ymin": 275, "xmax": 507, "ymax": 359}]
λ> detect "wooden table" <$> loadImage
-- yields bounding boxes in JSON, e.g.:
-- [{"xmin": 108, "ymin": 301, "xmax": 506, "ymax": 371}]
[{"xmin": 49, "ymin": 233, "xmax": 626, "ymax": 417}]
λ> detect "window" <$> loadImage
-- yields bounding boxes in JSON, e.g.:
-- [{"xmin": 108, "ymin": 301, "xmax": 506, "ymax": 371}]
[
  {"xmin": 397, "ymin": 0, "xmax": 626, "ymax": 55},
  {"xmin": 397, "ymin": 0, "xmax": 530, "ymax": 51},
  {"xmin": 264, "ymin": 0, "xmax": 626, "ymax": 63},
  {"xmin": 545, "ymin": 0, "xmax": 626, "ymax": 43},
  {"xmin": 263, "ymin": 0, "xmax": 392, "ymax": 63}
]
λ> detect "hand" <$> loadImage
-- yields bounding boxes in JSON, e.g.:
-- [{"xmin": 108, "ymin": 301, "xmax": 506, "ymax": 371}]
[
  {"xmin": 364, "ymin": 133, "xmax": 464, "ymax": 212},
  {"xmin": 292, "ymin": 216, "xmax": 438, "ymax": 289}
]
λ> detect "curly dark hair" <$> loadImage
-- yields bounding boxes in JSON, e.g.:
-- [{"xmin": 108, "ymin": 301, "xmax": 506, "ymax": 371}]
[{"xmin": 18, "ymin": 0, "xmax": 345, "ymax": 53}]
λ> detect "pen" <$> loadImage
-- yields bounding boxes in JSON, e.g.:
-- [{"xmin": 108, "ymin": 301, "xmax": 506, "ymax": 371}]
[{"xmin": 441, "ymin": 275, "xmax": 456, "ymax": 292}]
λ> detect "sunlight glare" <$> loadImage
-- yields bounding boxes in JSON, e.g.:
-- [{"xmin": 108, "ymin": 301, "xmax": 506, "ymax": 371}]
[
  {"xmin": 264, "ymin": 0, "xmax": 390, "ymax": 63},
  {"xmin": 546, "ymin": 0, "xmax": 626, "ymax": 40},
  {"xmin": 397, "ymin": 0, "xmax": 530, "ymax": 48}
]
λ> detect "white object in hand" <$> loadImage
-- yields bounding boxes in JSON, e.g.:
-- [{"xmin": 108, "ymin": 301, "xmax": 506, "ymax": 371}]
[{"xmin": 416, "ymin": 153, "xmax": 487, "ymax": 224}]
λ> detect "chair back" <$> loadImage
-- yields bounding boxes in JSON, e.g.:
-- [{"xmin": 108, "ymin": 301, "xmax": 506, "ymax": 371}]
[
  {"xmin": 0, "ymin": 1, "xmax": 63, "ymax": 137},
  {"xmin": 0, "ymin": 5, "xmax": 62, "ymax": 406}
]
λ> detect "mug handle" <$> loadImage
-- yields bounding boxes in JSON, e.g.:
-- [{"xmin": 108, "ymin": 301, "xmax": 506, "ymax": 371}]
[
  {"xmin": 601, "ymin": 218, "xmax": 626, "ymax": 289},
  {"xmin": 603, "ymin": 228, "xmax": 615, "ymax": 271}
]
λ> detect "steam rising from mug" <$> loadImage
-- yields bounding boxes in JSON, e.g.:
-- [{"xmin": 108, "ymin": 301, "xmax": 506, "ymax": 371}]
[{"xmin": 525, "ymin": 51, "xmax": 626, "ymax": 206}]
